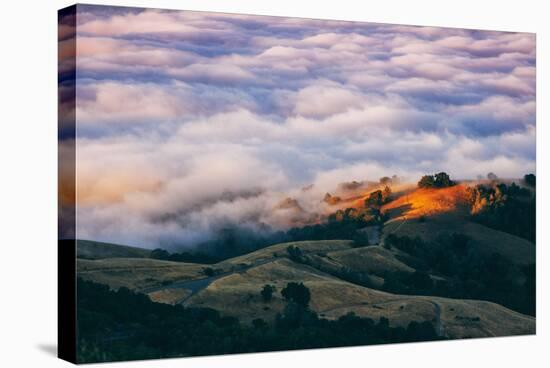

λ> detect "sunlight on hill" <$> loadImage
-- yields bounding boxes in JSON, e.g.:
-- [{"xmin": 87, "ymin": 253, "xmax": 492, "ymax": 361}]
[{"xmin": 381, "ymin": 184, "xmax": 470, "ymax": 220}]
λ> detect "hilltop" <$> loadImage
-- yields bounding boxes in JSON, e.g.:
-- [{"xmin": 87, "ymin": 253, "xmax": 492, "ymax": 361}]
[{"xmin": 381, "ymin": 184, "xmax": 471, "ymax": 220}]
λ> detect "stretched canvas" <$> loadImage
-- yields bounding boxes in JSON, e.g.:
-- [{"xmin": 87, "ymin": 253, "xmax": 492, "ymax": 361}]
[{"xmin": 58, "ymin": 4, "xmax": 536, "ymax": 364}]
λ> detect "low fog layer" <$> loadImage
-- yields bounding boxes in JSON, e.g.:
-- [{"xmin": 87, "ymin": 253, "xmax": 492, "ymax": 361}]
[{"xmin": 65, "ymin": 6, "xmax": 536, "ymax": 249}]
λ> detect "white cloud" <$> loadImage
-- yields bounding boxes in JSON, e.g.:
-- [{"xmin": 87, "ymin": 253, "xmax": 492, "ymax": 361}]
[{"xmin": 70, "ymin": 6, "xmax": 536, "ymax": 248}]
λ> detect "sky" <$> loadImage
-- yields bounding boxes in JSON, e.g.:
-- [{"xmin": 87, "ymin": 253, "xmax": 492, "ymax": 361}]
[{"xmin": 62, "ymin": 5, "xmax": 536, "ymax": 249}]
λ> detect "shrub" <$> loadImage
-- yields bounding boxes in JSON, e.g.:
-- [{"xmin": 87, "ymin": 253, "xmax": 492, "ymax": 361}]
[
  {"xmin": 286, "ymin": 245, "xmax": 303, "ymax": 262},
  {"xmin": 418, "ymin": 175, "xmax": 435, "ymax": 188},
  {"xmin": 281, "ymin": 282, "xmax": 311, "ymax": 307},
  {"xmin": 365, "ymin": 190, "xmax": 383, "ymax": 208},
  {"xmin": 260, "ymin": 284, "xmax": 276, "ymax": 302},
  {"xmin": 202, "ymin": 267, "xmax": 216, "ymax": 277},
  {"xmin": 434, "ymin": 172, "xmax": 453, "ymax": 188}
]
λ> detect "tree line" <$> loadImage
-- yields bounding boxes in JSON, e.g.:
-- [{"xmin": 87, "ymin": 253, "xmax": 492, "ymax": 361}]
[{"xmin": 382, "ymin": 233, "xmax": 535, "ymax": 316}]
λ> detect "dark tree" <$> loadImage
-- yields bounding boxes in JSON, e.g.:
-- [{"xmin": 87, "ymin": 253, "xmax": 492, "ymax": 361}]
[
  {"xmin": 487, "ymin": 172, "xmax": 498, "ymax": 181},
  {"xmin": 418, "ymin": 175, "xmax": 435, "ymax": 188},
  {"xmin": 252, "ymin": 318, "xmax": 268, "ymax": 330},
  {"xmin": 382, "ymin": 186, "xmax": 392, "ymax": 202},
  {"xmin": 150, "ymin": 248, "xmax": 170, "ymax": 259},
  {"xmin": 524, "ymin": 173, "xmax": 536, "ymax": 187},
  {"xmin": 418, "ymin": 173, "xmax": 454, "ymax": 188},
  {"xmin": 202, "ymin": 267, "xmax": 215, "ymax": 277},
  {"xmin": 434, "ymin": 172, "xmax": 453, "ymax": 188},
  {"xmin": 380, "ymin": 176, "xmax": 392, "ymax": 185},
  {"xmin": 281, "ymin": 282, "xmax": 311, "ymax": 307},
  {"xmin": 260, "ymin": 284, "xmax": 276, "ymax": 302},
  {"xmin": 150, "ymin": 248, "xmax": 220, "ymax": 264},
  {"xmin": 409, "ymin": 271, "xmax": 433, "ymax": 292},
  {"xmin": 365, "ymin": 190, "xmax": 383, "ymax": 208},
  {"xmin": 286, "ymin": 245, "xmax": 303, "ymax": 262}
]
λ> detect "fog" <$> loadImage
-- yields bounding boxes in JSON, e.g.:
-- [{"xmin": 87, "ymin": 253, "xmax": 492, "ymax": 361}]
[{"xmin": 67, "ymin": 5, "xmax": 535, "ymax": 249}]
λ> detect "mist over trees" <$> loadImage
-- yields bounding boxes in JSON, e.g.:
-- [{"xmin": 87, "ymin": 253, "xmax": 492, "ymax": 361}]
[
  {"xmin": 364, "ymin": 186, "xmax": 392, "ymax": 208},
  {"xmin": 487, "ymin": 172, "xmax": 498, "ymax": 181}
]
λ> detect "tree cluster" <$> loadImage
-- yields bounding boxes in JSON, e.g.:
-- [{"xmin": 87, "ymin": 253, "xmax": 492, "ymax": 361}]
[
  {"xmin": 467, "ymin": 180, "xmax": 535, "ymax": 243},
  {"xmin": 382, "ymin": 233, "xmax": 535, "ymax": 316},
  {"xmin": 417, "ymin": 172, "xmax": 455, "ymax": 189}
]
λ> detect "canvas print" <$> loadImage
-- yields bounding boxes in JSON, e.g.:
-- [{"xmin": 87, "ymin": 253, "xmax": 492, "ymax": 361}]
[{"xmin": 58, "ymin": 4, "xmax": 536, "ymax": 364}]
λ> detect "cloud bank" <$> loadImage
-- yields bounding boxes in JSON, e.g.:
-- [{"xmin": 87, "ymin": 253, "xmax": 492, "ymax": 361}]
[{"xmin": 71, "ymin": 5, "xmax": 536, "ymax": 249}]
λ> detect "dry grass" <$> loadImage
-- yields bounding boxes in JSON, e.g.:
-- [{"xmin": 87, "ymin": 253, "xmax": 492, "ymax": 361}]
[
  {"xmin": 147, "ymin": 288, "xmax": 191, "ymax": 305},
  {"xmin": 382, "ymin": 215, "xmax": 535, "ymax": 266},
  {"xmin": 218, "ymin": 240, "xmax": 353, "ymax": 268},
  {"xmin": 320, "ymin": 298, "xmax": 436, "ymax": 327},
  {"xmin": 77, "ymin": 258, "xmax": 205, "ymax": 290},
  {"xmin": 326, "ymin": 246, "xmax": 415, "ymax": 276},
  {"xmin": 77, "ymin": 239, "xmax": 151, "ymax": 259},
  {"xmin": 430, "ymin": 297, "xmax": 534, "ymax": 338},
  {"xmin": 381, "ymin": 184, "xmax": 471, "ymax": 220},
  {"xmin": 76, "ymin": 239, "xmax": 535, "ymax": 338},
  {"xmin": 337, "ymin": 182, "xmax": 415, "ymax": 210},
  {"xmin": 186, "ymin": 257, "xmax": 534, "ymax": 338},
  {"xmin": 321, "ymin": 295, "xmax": 534, "ymax": 339},
  {"xmin": 186, "ymin": 258, "xmax": 393, "ymax": 323}
]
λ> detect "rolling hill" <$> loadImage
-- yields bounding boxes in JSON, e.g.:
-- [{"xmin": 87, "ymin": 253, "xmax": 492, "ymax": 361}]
[
  {"xmin": 77, "ymin": 239, "xmax": 535, "ymax": 339},
  {"xmin": 76, "ymin": 181, "xmax": 535, "ymax": 340},
  {"xmin": 76, "ymin": 239, "xmax": 152, "ymax": 259}
]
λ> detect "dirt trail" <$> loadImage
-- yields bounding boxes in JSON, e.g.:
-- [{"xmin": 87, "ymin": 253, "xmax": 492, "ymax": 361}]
[{"xmin": 428, "ymin": 301, "xmax": 444, "ymax": 337}]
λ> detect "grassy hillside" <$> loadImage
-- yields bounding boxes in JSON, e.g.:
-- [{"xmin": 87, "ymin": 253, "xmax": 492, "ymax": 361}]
[
  {"xmin": 76, "ymin": 238, "xmax": 535, "ymax": 339},
  {"xmin": 379, "ymin": 183, "xmax": 534, "ymax": 266},
  {"xmin": 75, "ymin": 181, "xmax": 535, "ymax": 341},
  {"xmin": 326, "ymin": 246, "xmax": 415, "ymax": 276},
  {"xmin": 320, "ymin": 295, "xmax": 534, "ymax": 339},
  {"xmin": 219, "ymin": 240, "xmax": 354, "ymax": 267},
  {"xmin": 381, "ymin": 215, "xmax": 535, "ymax": 266},
  {"xmin": 77, "ymin": 258, "xmax": 205, "ymax": 290},
  {"xmin": 381, "ymin": 184, "xmax": 471, "ymax": 220},
  {"xmin": 184, "ymin": 255, "xmax": 533, "ymax": 338},
  {"xmin": 77, "ymin": 239, "xmax": 152, "ymax": 260}
]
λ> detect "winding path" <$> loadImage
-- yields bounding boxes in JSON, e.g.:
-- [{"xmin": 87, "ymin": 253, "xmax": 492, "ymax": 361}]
[
  {"xmin": 428, "ymin": 300, "xmax": 444, "ymax": 337},
  {"xmin": 140, "ymin": 258, "xmax": 277, "ymax": 304}
]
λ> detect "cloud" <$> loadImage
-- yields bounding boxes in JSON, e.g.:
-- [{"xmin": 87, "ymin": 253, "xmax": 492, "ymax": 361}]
[
  {"xmin": 69, "ymin": 5, "xmax": 536, "ymax": 249},
  {"xmin": 292, "ymin": 83, "xmax": 365, "ymax": 118},
  {"xmin": 77, "ymin": 10, "xmax": 202, "ymax": 36},
  {"xmin": 76, "ymin": 81, "xmax": 193, "ymax": 125},
  {"xmin": 167, "ymin": 63, "xmax": 256, "ymax": 83}
]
